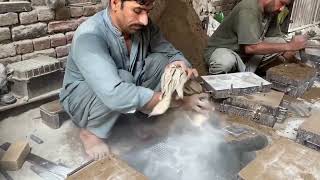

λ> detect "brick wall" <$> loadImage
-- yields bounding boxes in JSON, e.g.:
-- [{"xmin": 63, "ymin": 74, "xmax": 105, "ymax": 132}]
[
  {"xmin": 0, "ymin": 0, "xmax": 104, "ymax": 66},
  {"xmin": 192, "ymin": 0, "xmax": 241, "ymax": 21}
]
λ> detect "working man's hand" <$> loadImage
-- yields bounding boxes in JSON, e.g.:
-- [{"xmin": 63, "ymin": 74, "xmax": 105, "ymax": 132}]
[
  {"xmin": 288, "ymin": 35, "xmax": 307, "ymax": 51},
  {"xmin": 181, "ymin": 93, "xmax": 214, "ymax": 114},
  {"xmin": 168, "ymin": 61, "xmax": 199, "ymax": 79}
]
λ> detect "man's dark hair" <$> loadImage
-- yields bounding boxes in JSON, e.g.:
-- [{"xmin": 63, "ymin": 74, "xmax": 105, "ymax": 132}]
[{"xmin": 120, "ymin": 0, "xmax": 154, "ymax": 7}]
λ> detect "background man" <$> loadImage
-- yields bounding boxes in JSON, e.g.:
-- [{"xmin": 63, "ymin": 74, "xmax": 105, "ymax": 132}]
[
  {"xmin": 60, "ymin": 0, "xmax": 210, "ymax": 160},
  {"xmin": 204, "ymin": 0, "xmax": 307, "ymax": 74}
]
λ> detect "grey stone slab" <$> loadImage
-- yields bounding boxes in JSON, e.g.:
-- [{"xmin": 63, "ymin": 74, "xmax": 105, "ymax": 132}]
[{"xmin": 201, "ymin": 72, "xmax": 272, "ymax": 99}]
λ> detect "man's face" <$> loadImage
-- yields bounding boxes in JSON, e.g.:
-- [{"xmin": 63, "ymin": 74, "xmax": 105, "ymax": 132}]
[
  {"xmin": 265, "ymin": 0, "xmax": 290, "ymax": 14},
  {"xmin": 112, "ymin": 0, "xmax": 154, "ymax": 34}
]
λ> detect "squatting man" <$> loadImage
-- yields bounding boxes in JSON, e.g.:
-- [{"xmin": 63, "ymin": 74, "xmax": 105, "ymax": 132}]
[
  {"xmin": 205, "ymin": 0, "xmax": 307, "ymax": 74},
  {"xmin": 60, "ymin": 0, "xmax": 212, "ymax": 160}
]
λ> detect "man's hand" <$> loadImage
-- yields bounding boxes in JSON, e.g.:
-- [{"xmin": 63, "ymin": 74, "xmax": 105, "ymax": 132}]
[
  {"xmin": 181, "ymin": 93, "xmax": 214, "ymax": 114},
  {"xmin": 288, "ymin": 35, "xmax": 307, "ymax": 51},
  {"xmin": 168, "ymin": 61, "xmax": 198, "ymax": 79}
]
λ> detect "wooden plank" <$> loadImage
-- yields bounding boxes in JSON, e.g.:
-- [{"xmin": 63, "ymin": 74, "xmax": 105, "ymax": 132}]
[{"xmin": 0, "ymin": 141, "xmax": 30, "ymax": 171}]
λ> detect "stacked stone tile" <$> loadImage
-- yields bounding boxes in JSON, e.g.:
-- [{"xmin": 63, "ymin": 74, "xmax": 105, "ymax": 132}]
[{"xmin": 0, "ymin": 0, "xmax": 104, "ymax": 66}]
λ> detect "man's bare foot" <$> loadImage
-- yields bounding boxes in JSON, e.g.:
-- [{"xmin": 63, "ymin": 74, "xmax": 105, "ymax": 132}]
[{"xmin": 79, "ymin": 129, "xmax": 110, "ymax": 160}]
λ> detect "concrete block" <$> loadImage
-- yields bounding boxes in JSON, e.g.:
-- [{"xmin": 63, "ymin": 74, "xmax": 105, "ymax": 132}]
[
  {"xmin": 15, "ymin": 39, "xmax": 34, "ymax": 55},
  {"xmin": 70, "ymin": 6, "xmax": 83, "ymax": 17},
  {"xmin": 0, "ymin": 55, "xmax": 21, "ymax": 66},
  {"xmin": 0, "ymin": 27, "xmax": 11, "ymax": 42},
  {"xmin": 0, "ymin": 141, "xmax": 30, "ymax": 171},
  {"xmin": 36, "ymin": 6, "xmax": 55, "ymax": 21},
  {"xmin": 12, "ymin": 23, "xmax": 48, "ymax": 41},
  {"xmin": 266, "ymin": 63, "xmax": 317, "ymax": 97},
  {"xmin": 55, "ymin": 45, "xmax": 68, "ymax": 57},
  {"xmin": 33, "ymin": 36, "xmax": 50, "ymax": 51},
  {"xmin": 22, "ymin": 48, "xmax": 56, "ymax": 60},
  {"xmin": 48, "ymin": 19, "xmax": 78, "ymax": 33},
  {"xmin": 83, "ymin": 5, "xmax": 96, "ymax": 16},
  {"xmin": 0, "ymin": 43, "xmax": 16, "ymax": 59},
  {"xmin": 30, "ymin": 0, "xmax": 46, "ymax": 6},
  {"xmin": 0, "ymin": 1, "xmax": 32, "ymax": 13},
  {"xmin": 65, "ymin": 31, "xmax": 74, "ymax": 43},
  {"xmin": 55, "ymin": 7, "xmax": 70, "ymax": 20},
  {"xmin": 19, "ymin": 10, "xmax": 38, "ymax": 25},
  {"xmin": 50, "ymin": 33, "xmax": 66, "ymax": 47},
  {"xmin": 40, "ymin": 100, "xmax": 69, "ymax": 129},
  {"xmin": 297, "ymin": 110, "xmax": 320, "ymax": 151},
  {"xmin": 7, "ymin": 56, "xmax": 63, "ymax": 99},
  {"xmin": 0, "ymin": 12, "xmax": 18, "ymax": 26}
]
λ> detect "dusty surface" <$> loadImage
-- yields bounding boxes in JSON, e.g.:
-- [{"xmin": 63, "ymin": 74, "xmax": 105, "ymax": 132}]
[
  {"xmin": 267, "ymin": 63, "xmax": 317, "ymax": 81},
  {"xmin": 302, "ymin": 87, "xmax": 320, "ymax": 102},
  {"xmin": 299, "ymin": 110, "xmax": 320, "ymax": 134},
  {"xmin": 67, "ymin": 155, "xmax": 147, "ymax": 180},
  {"xmin": 239, "ymin": 138, "xmax": 320, "ymax": 180},
  {"xmin": 155, "ymin": 0, "xmax": 208, "ymax": 75}
]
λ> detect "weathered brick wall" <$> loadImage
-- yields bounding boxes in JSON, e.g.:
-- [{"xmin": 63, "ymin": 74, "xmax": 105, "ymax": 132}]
[
  {"xmin": 0, "ymin": 0, "xmax": 104, "ymax": 66},
  {"xmin": 192, "ymin": 0, "xmax": 241, "ymax": 21}
]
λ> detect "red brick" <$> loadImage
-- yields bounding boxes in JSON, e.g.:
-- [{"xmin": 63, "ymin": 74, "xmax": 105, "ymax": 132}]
[
  {"xmin": 19, "ymin": 10, "xmax": 37, "ymax": 25},
  {"xmin": 33, "ymin": 36, "xmax": 51, "ymax": 51},
  {"xmin": 65, "ymin": 31, "xmax": 74, "ymax": 44},
  {"xmin": 83, "ymin": 5, "xmax": 96, "ymax": 16},
  {"xmin": 50, "ymin": 33, "xmax": 66, "ymax": 47},
  {"xmin": 70, "ymin": 6, "xmax": 83, "ymax": 18},
  {"xmin": 0, "ymin": 12, "xmax": 18, "ymax": 26},
  {"xmin": 48, "ymin": 20, "xmax": 78, "ymax": 33},
  {"xmin": 15, "ymin": 39, "xmax": 34, "ymax": 54},
  {"xmin": 36, "ymin": 6, "xmax": 55, "ymax": 21},
  {"xmin": 55, "ymin": 7, "xmax": 71, "ymax": 20},
  {"xmin": 0, "ymin": 43, "xmax": 16, "ymax": 59},
  {"xmin": 22, "ymin": 48, "xmax": 56, "ymax": 60},
  {"xmin": 0, "ymin": 27, "xmax": 11, "ymax": 43},
  {"xmin": 55, "ymin": 45, "xmax": 69, "ymax": 58}
]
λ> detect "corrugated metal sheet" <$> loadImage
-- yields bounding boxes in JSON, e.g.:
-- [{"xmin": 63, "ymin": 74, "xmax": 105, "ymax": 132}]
[{"xmin": 287, "ymin": 0, "xmax": 320, "ymax": 32}]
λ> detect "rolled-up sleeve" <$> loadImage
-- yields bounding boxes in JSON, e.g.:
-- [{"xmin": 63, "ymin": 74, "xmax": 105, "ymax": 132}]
[
  {"xmin": 72, "ymin": 34, "xmax": 154, "ymax": 113},
  {"xmin": 148, "ymin": 22, "xmax": 191, "ymax": 67}
]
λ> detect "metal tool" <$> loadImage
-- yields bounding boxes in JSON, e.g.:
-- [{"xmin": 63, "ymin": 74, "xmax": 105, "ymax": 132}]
[
  {"xmin": 30, "ymin": 134, "xmax": 44, "ymax": 144},
  {"xmin": 0, "ymin": 169, "xmax": 13, "ymax": 180},
  {"xmin": 30, "ymin": 165, "xmax": 65, "ymax": 180},
  {"xmin": 0, "ymin": 142, "xmax": 71, "ymax": 179}
]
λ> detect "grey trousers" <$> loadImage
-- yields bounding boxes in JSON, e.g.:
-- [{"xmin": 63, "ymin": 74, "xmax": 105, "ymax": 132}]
[
  {"xmin": 207, "ymin": 37, "xmax": 287, "ymax": 74},
  {"xmin": 62, "ymin": 53, "xmax": 169, "ymax": 138}
]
